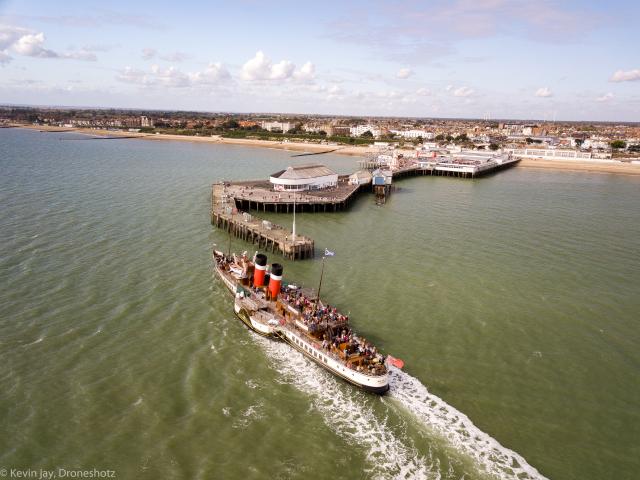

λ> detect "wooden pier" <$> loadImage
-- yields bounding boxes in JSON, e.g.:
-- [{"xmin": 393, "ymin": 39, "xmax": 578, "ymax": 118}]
[
  {"xmin": 211, "ymin": 184, "xmax": 314, "ymax": 260},
  {"xmin": 226, "ymin": 176, "xmax": 363, "ymax": 213}
]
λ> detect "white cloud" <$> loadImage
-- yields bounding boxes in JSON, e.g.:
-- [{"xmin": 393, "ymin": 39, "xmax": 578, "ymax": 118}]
[
  {"xmin": 117, "ymin": 66, "xmax": 153, "ymax": 85},
  {"xmin": 445, "ymin": 84, "xmax": 453, "ymax": 92},
  {"xmin": 453, "ymin": 86, "xmax": 474, "ymax": 97},
  {"xmin": 241, "ymin": 51, "xmax": 311, "ymax": 82},
  {"xmin": 396, "ymin": 68, "xmax": 413, "ymax": 79},
  {"xmin": 117, "ymin": 62, "xmax": 230, "ymax": 88},
  {"xmin": 13, "ymin": 32, "xmax": 57, "ymax": 58},
  {"xmin": 241, "ymin": 51, "xmax": 273, "ymax": 81},
  {"xmin": 0, "ymin": 50, "xmax": 11, "ymax": 65},
  {"xmin": 609, "ymin": 69, "xmax": 640, "ymax": 82},
  {"xmin": 270, "ymin": 60, "xmax": 295, "ymax": 80},
  {"xmin": 416, "ymin": 87, "xmax": 431, "ymax": 96},
  {"xmin": 189, "ymin": 62, "xmax": 231, "ymax": 84},
  {"xmin": 596, "ymin": 92, "xmax": 613, "ymax": 102},
  {"xmin": 141, "ymin": 47, "xmax": 156, "ymax": 60},
  {"xmin": 535, "ymin": 87, "xmax": 553, "ymax": 97},
  {"xmin": 293, "ymin": 61, "xmax": 316, "ymax": 82},
  {"xmin": 160, "ymin": 51, "xmax": 190, "ymax": 62},
  {"xmin": 152, "ymin": 65, "xmax": 191, "ymax": 87},
  {"xmin": 1, "ymin": 24, "xmax": 96, "ymax": 61}
]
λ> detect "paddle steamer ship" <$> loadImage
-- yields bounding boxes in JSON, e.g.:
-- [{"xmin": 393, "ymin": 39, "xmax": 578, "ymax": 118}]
[{"xmin": 213, "ymin": 250, "xmax": 394, "ymax": 394}]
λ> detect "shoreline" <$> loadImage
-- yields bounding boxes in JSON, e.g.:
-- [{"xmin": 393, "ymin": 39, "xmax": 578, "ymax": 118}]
[{"xmin": 11, "ymin": 124, "xmax": 640, "ymax": 175}]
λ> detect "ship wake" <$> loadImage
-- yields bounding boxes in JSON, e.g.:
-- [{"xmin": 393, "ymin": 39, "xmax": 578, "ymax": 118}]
[
  {"xmin": 256, "ymin": 336, "xmax": 436, "ymax": 479},
  {"xmin": 388, "ymin": 368, "xmax": 549, "ymax": 480},
  {"xmin": 255, "ymin": 334, "xmax": 548, "ymax": 480}
]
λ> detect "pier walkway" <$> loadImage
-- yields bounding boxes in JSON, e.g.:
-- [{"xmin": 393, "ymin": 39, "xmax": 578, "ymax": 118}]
[{"xmin": 211, "ymin": 183, "xmax": 314, "ymax": 260}]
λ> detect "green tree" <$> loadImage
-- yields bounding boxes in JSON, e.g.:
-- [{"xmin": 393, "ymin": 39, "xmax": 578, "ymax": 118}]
[
  {"xmin": 361, "ymin": 130, "xmax": 374, "ymax": 138},
  {"xmin": 489, "ymin": 143, "xmax": 500, "ymax": 151},
  {"xmin": 575, "ymin": 138, "xmax": 584, "ymax": 148},
  {"xmin": 435, "ymin": 134, "xmax": 445, "ymax": 141},
  {"xmin": 610, "ymin": 140, "xmax": 626, "ymax": 149},
  {"xmin": 222, "ymin": 119, "xmax": 239, "ymax": 129}
]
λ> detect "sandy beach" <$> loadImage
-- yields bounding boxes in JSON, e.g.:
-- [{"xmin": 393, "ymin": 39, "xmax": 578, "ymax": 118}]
[
  {"xmin": 16, "ymin": 124, "xmax": 376, "ymax": 157},
  {"xmin": 517, "ymin": 158, "xmax": 640, "ymax": 175},
  {"xmin": 13, "ymin": 124, "xmax": 640, "ymax": 175}
]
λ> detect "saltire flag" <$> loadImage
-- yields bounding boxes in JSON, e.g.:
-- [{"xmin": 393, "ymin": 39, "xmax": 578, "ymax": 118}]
[{"xmin": 324, "ymin": 248, "xmax": 335, "ymax": 257}]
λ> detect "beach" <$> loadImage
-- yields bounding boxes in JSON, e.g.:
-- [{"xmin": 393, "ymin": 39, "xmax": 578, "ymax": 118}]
[{"xmin": 14, "ymin": 124, "xmax": 640, "ymax": 175}]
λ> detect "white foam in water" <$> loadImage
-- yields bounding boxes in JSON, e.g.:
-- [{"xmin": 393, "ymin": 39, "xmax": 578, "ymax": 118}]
[
  {"xmin": 252, "ymin": 333, "xmax": 548, "ymax": 480},
  {"xmin": 388, "ymin": 368, "xmax": 549, "ymax": 480},
  {"xmin": 255, "ymin": 336, "xmax": 438, "ymax": 480}
]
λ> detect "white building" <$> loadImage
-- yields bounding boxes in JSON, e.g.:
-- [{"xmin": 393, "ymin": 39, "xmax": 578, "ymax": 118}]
[
  {"xmin": 350, "ymin": 124, "xmax": 381, "ymax": 138},
  {"xmin": 508, "ymin": 148, "xmax": 614, "ymax": 161},
  {"xmin": 390, "ymin": 129, "xmax": 434, "ymax": 140},
  {"xmin": 348, "ymin": 170, "xmax": 373, "ymax": 185},
  {"xmin": 270, "ymin": 164, "xmax": 339, "ymax": 192},
  {"xmin": 262, "ymin": 121, "xmax": 294, "ymax": 133}
]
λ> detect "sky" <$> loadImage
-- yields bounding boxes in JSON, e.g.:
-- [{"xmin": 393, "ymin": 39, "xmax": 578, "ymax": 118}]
[{"xmin": 0, "ymin": 0, "xmax": 639, "ymax": 121}]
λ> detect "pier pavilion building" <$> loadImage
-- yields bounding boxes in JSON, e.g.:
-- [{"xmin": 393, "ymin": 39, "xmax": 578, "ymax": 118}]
[{"xmin": 269, "ymin": 164, "xmax": 339, "ymax": 192}]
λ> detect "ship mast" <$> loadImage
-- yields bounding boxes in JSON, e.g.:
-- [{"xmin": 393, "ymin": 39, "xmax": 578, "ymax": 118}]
[{"xmin": 314, "ymin": 255, "xmax": 326, "ymax": 314}]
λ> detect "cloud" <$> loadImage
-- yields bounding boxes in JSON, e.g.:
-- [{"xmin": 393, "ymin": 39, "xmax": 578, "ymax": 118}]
[
  {"xmin": 141, "ymin": 47, "xmax": 156, "ymax": 60},
  {"xmin": 189, "ymin": 62, "xmax": 231, "ymax": 84},
  {"xmin": 241, "ymin": 51, "xmax": 274, "ymax": 81},
  {"xmin": 609, "ymin": 69, "xmax": 640, "ymax": 82},
  {"xmin": 0, "ymin": 24, "xmax": 97, "ymax": 62},
  {"xmin": 270, "ymin": 60, "xmax": 295, "ymax": 80},
  {"xmin": 535, "ymin": 87, "xmax": 553, "ymax": 97},
  {"xmin": 396, "ymin": 68, "xmax": 413, "ymax": 79},
  {"xmin": 0, "ymin": 50, "xmax": 11, "ymax": 65},
  {"xmin": 6, "ymin": 11, "xmax": 164, "ymax": 30},
  {"xmin": 453, "ymin": 86, "xmax": 474, "ymax": 97},
  {"xmin": 117, "ymin": 62, "xmax": 230, "ymax": 88},
  {"xmin": 445, "ymin": 85, "xmax": 453, "ymax": 92},
  {"xmin": 293, "ymin": 61, "xmax": 316, "ymax": 82},
  {"xmin": 160, "ymin": 51, "xmax": 190, "ymax": 62},
  {"xmin": 325, "ymin": 0, "xmax": 604, "ymax": 68},
  {"xmin": 13, "ymin": 32, "xmax": 57, "ymax": 57},
  {"xmin": 596, "ymin": 92, "xmax": 613, "ymax": 102},
  {"xmin": 416, "ymin": 87, "xmax": 431, "ymax": 96},
  {"xmin": 117, "ymin": 66, "xmax": 153, "ymax": 85},
  {"xmin": 241, "ymin": 51, "xmax": 314, "ymax": 83}
]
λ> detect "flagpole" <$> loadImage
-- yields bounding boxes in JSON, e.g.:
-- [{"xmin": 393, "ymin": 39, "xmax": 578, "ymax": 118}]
[
  {"xmin": 314, "ymin": 255, "xmax": 325, "ymax": 314},
  {"xmin": 292, "ymin": 191, "xmax": 296, "ymax": 242}
]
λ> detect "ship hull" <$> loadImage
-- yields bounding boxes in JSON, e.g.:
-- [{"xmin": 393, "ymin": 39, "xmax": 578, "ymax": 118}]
[{"xmin": 278, "ymin": 327, "xmax": 390, "ymax": 394}]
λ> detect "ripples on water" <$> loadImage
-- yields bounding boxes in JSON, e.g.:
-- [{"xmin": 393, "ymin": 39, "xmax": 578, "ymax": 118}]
[{"xmin": 1, "ymin": 129, "xmax": 639, "ymax": 479}]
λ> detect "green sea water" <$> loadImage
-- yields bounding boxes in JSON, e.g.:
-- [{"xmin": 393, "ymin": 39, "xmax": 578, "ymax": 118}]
[{"xmin": 1, "ymin": 128, "xmax": 639, "ymax": 480}]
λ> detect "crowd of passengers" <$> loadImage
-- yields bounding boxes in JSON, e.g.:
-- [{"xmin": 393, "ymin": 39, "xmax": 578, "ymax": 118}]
[
  {"xmin": 280, "ymin": 289, "xmax": 386, "ymax": 372},
  {"xmin": 279, "ymin": 289, "xmax": 349, "ymax": 331}
]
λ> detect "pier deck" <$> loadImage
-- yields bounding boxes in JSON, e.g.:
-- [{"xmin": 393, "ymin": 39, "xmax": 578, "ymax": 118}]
[
  {"xmin": 227, "ymin": 177, "xmax": 363, "ymax": 213},
  {"xmin": 211, "ymin": 184, "xmax": 314, "ymax": 260}
]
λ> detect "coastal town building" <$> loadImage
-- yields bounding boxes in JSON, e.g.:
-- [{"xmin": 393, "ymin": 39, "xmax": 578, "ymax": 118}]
[
  {"xmin": 350, "ymin": 124, "xmax": 381, "ymax": 138},
  {"xmin": 261, "ymin": 121, "xmax": 293, "ymax": 133},
  {"xmin": 390, "ymin": 129, "xmax": 434, "ymax": 140},
  {"xmin": 508, "ymin": 147, "xmax": 613, "ymax": 161}
]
